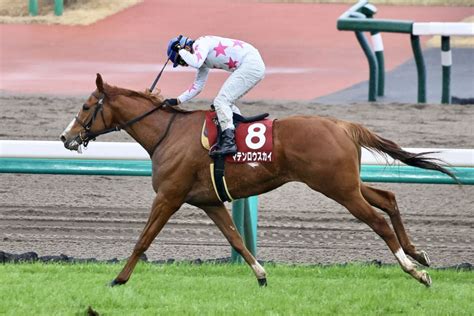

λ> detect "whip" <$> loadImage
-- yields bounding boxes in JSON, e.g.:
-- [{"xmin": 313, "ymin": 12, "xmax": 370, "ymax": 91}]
[
  {"xmin": 149, "ymin": 57, "xmax": 170, "ymax": 92},
  {"xmin": 149, "ymin": 35, "xmax": 183, "ymax": 92}
]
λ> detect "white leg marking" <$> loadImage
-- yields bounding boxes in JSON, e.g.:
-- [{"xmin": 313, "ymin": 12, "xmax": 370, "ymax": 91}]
[
  {"xmin": 248, "ymin": 162, "xmax": 259, "ymax": 168},
  {"xmin": 395, "ymin": 248, "xmax": 415, "ymax": 271},
  {"xmin": 251, "ymin": 261, "xmax": 266, "ymax": 279}
]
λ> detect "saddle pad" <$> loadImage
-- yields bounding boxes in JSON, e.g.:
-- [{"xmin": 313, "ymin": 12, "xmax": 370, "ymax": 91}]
[{"xmin": 201, "ymin": 111, "xmax": 274, "ymax": 163}]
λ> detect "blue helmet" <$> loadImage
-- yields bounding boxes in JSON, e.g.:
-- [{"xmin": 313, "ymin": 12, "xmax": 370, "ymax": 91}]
[{"xmin": 167, "ymin": 35, "xmax": 193, "ymax": 68}]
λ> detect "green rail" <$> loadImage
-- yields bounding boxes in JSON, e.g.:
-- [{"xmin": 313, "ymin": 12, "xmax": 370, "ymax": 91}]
[
  {"xmin": 337, "ymin": 1, "xmax": 413, "ymax": 34},
  {"xmin": 29, "ymin": 0, "xmax": 63, "ymax": 16},
  {"xmin": 1, "ymin": 157, "xmax": 471, "ymax": 264},
  {"xmin": 337, "ymin": 1, "xmax": 426, "ymax": 103},
  {"xmin": 1, "ymin": 158, "xmax": 472, "ymax": 184},
  {"xmin": 231, "ymin": 197, "xmax": 258, "ymax": 263}
]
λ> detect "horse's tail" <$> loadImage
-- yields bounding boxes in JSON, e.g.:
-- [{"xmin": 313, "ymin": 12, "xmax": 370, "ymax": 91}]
[{"xmin": 341, "ymin": 121, "xmax": 459, "ymax": 183}]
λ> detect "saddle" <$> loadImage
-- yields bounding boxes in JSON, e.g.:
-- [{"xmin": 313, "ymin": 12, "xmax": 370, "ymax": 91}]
[
  {"xmin": 210, "ymin": 103, "xmax": 269, "ymax": 124},
  {"xmin": 202, "ymin": 111, "xmax": 274, "ymax": 161},
  {"xmin": 202, "ymin": 109, "xmax": 275, "ymax": 203},
  {"xmin": 234, "ymin": 112, "xmax": 269, "ymax": 124}
]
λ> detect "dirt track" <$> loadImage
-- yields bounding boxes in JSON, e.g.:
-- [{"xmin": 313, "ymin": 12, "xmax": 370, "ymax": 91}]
[{"xmin": 0, "ymin": 93, "xmax": 473, "ymax": 266}]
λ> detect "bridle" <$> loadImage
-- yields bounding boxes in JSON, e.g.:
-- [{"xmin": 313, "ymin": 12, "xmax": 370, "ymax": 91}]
[
  {"xmin": 74, "ymin": 91, "xmax": 177, "ymax": 154},
  {"xmin": 74, "ymin": 56, "xmax": 175, "ymax": 152},
  {"xmin": 74, "ymin": 92, "xmax": 108, "ymax": 147}
]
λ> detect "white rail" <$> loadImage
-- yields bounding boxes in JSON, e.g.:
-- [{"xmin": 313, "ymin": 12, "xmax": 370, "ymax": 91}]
[
  {"xmin": 0, "ymin": 140, "xmax": 473, "ymax": 167},
  {"xmin": 412, "ymin": 22, "xmax": 474, "ymax": 36}
]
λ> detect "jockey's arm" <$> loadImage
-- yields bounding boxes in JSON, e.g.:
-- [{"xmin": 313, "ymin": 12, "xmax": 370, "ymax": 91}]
[{"xmin": 177, "ymin": 67, "xmax": 210, "ymax": 103}]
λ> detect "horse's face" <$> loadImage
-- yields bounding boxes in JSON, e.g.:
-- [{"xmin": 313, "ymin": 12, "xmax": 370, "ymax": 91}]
[{"xmin": 60, "ymin": 74, "xmax": 112, "ymax": 151}]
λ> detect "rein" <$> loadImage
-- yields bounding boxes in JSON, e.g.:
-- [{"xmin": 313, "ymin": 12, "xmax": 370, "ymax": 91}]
[
  {"xmin": 76, "ymin": 92, "xmax": 176, "ymax": 155},
  {"xmin": 150, "ymin": 112, "xmax": 178, "ymax": 155}
]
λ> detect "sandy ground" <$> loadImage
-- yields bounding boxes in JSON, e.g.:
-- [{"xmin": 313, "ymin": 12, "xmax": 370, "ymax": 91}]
[
  {"xmin": 0, "ymin": 92, "xmax": 473, "ymax": 267},
  {"xmin": 0, "ymin": 0, "xmax": 143, "ymax": 25}
]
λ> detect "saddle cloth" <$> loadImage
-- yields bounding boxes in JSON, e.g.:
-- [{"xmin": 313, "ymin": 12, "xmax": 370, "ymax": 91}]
[{"xmin": 201, "ymin": 111, "xmax": 274, "ymax": 163}]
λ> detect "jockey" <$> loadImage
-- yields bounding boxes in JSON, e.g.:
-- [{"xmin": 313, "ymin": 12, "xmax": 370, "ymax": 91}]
[{"xmin": 164, "ymin": 35, "xmax": 266, "ymax": 156}]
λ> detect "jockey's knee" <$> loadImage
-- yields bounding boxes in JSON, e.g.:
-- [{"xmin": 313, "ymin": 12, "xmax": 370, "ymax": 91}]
[{"xmin": 213, "ymin": 94, "xmax": 232, "ymax": 110}]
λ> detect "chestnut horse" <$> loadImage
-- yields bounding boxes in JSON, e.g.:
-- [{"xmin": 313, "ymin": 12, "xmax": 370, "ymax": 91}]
[{"xmin": 60, "ymin": 74, "xmax": 457, "ymax": 287}]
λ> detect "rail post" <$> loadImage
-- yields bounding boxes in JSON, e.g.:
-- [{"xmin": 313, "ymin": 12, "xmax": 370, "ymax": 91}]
[
  {"xmin": 412, "ymin": 22, "xmax": 473, "ymax": 104},
  {"xmin": 372, "ymin": 31, "xmax": 385, "ymax": 97},
  {"xmin": 410, "ymin": 35, "xmax": 427, "ymax": 103},
  {"xmin": 355, "ymin": 31, "xmax": 378, "ymax": 101},
  {"xmin": 338, "ymin": 1, "xmax": 412, "ymax": 102},
  {"xmin": 28, "ymin": 0, "xmax": 63, "ymax": 16},
  {"xmin": 361, "ymin": 3, "xmax": 385, "ymax": 97},
  {"xmin": 441, "ymin": 36, "xmax": 451, "ymax": 104},
  {"xmin": 29, "ymin": 0, "xmax": 38, "ymax": 16},
  {"xmin": 54, "ymin": 0, "xmax": 64, "ymax": 16},
  {"xmin": 231, "ymin": 196, "xmax": 258, "ymax": 263}
]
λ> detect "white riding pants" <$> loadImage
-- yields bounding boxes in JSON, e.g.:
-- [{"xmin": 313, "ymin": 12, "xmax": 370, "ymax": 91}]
[{"xmin": 214, "ymin": 50, "xmax": 265, "ymax": 131}]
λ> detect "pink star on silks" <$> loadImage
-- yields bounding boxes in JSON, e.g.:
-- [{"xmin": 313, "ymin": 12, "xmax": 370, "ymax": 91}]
[
  {"xmin": 225, "ymin": 57, "xmax": 238, "ymax": 69},
  {"xmin": 196, "ymin": 51, "xmax": 203, "ymax": 62},
  {"xmin": 232, "ymin": 40, "xmax": 244, "ymax": 48},
  {"xmin": 187, "ymin": 83, "xmax": 196, "ymax": 93},
  {"xmin": 213, "ymin": 41, "xmax": 228, "ymax": 57}
]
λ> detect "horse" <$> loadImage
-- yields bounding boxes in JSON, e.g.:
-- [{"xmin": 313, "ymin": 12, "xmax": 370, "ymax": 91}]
[{"xmin": 60, "ymin": 74, "xmax": 457, "ymax": 288}]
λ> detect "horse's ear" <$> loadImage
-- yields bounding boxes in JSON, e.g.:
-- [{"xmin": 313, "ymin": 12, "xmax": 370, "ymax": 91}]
[{"xmin": 96, "ymin": 73, "xmax": 104, "ymax": 93}]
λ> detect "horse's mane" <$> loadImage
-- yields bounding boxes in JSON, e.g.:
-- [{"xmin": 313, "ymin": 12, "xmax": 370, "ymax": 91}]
[
  {"xmin": 104, "ymin": 84, "xmax": 164, "ymax": 105},
  {"xmin": 103, "ymin": 83, "xmax": 191, "ymax": 113}
]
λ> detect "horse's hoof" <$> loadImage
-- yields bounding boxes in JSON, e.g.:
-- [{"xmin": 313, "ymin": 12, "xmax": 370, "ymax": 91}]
[
  {"xmin": 419, "ymin": 270, "xmax": 432, "ymax": 287},
  {"xmin": 109, "ymin": 279, "xmax": 125, "ymax": 287},
  {"xmin": 257, "ymin": 278, "xmax": 267, "ymax": 287},
  {"xmin": 87, "ymin": 306, "xmax": 99, "ymax": 316},
  {"xmin": 418, "ymin": 250, "xmax": 431, "ymax": 267}
]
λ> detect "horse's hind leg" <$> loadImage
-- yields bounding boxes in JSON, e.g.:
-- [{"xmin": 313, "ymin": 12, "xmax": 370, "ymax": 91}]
[
  {"xmin": 360, "ymin": 183, "xmax": 430, "ymax": 267},
  {"xmin": 200, "ymin": 204, "xmax": 267, "ymax": 287},
  {"xmin": 336, "ymin": 190, "xmax": 432, "ymax": 287}
]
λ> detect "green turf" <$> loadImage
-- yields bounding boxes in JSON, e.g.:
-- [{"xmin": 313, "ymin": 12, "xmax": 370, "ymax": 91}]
[{"xmin": 0, "ymin": 262, "xmax": 472, "ymax": 315}]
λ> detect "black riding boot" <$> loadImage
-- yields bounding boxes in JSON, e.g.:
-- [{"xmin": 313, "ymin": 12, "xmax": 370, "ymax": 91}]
[{"xmin": 213, "ymin": 128, "xmax": 237, "ymax": 156}]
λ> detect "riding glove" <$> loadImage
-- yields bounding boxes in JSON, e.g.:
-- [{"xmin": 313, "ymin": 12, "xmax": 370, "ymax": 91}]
[{"xmin": 164, "ymin": 98, "xmax": 179, "ymax": 106}]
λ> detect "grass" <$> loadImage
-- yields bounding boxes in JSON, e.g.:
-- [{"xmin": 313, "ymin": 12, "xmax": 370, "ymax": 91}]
[{"xmin": 0, "ymin": 262, "xmax": 472, "ymax": 315}]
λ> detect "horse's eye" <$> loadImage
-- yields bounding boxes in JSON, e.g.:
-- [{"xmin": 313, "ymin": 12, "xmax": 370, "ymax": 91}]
[{"xmin": 82, "ymin": 104, "xmax": 90, "ymax": 111}]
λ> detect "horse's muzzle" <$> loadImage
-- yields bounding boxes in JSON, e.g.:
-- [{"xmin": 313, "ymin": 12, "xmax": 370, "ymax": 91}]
[{"xmin": 60, "ymin": 134, "xmax": 82, "ymax": 151}]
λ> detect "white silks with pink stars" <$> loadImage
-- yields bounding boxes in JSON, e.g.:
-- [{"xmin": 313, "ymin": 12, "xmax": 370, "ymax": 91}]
[{"xmin": 177, "ymin": 35, "xmax": 265, "ymax": 131}]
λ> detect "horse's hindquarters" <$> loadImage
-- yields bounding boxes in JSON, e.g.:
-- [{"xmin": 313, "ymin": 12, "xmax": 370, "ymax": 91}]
[{"xmin": 273, "ymin": 116, "xmax": 361, "ymax": 194}]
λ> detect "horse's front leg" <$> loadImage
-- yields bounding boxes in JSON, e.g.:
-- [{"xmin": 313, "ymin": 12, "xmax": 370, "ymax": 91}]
[
  {"xmin": 110, "ymin": 192, "xmax": 182, "ymax": 286},
  {"xmin": 200, "ymin": 204, "xmax": 267, "ymax": 287}
]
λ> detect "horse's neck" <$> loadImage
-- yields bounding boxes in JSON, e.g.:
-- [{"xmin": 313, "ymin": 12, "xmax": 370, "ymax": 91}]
[{"xmin": 113, "ymin": 97, "xmax": 174, "ymax": 156}]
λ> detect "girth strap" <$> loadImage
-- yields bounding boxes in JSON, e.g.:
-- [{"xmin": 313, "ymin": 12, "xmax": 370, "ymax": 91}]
[{"xmin": 210, "ymin": 156, "xmax": 233, "ymax": 202}]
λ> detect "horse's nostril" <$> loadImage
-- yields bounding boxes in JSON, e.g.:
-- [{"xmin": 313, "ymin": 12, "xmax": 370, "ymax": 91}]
[{"xmin": 60, "ymin": 135, "xmax": 66, "ymax": 142}]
